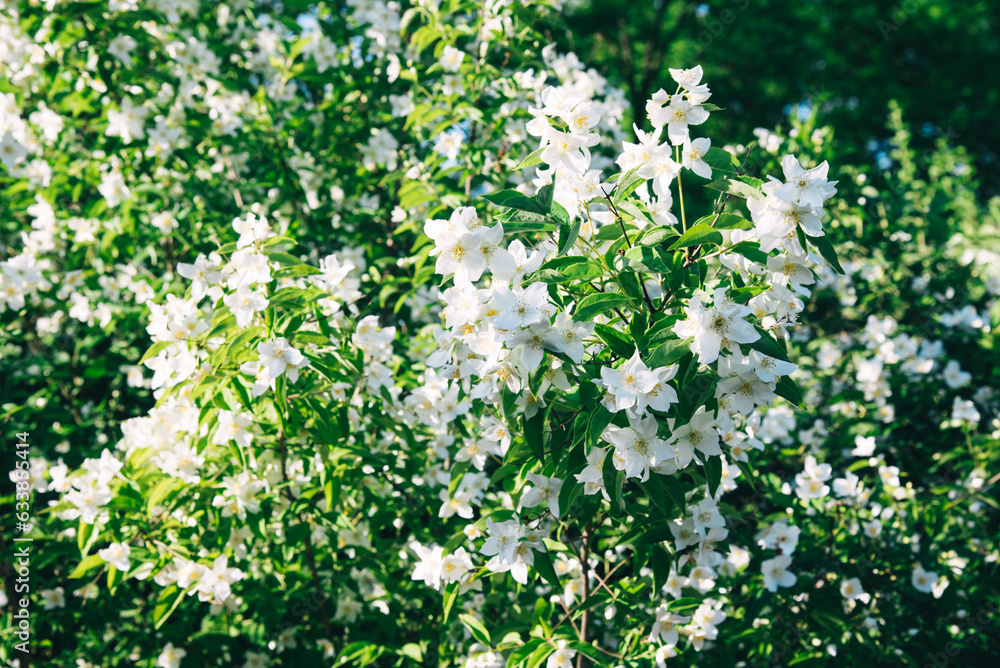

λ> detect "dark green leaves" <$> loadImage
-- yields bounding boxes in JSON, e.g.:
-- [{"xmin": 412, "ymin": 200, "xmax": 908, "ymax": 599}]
[
  {"xmin": 705, "ymin": 178, "xmax": 765, "ymax": 201},
  {"xmin": 483, "ymin": 189, "xmax": 548, "ymax": 214},
  {"xmin": 573, "ymin": 293, "xmax": 634, "ymax": 321},
  {"xmin": 669, "ymin": 224, "xmax": 723, "ymax": 250}
]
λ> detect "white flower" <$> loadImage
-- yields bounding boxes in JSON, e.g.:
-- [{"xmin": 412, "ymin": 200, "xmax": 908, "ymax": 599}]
[
  {"xmin": 840, "ymin": 577, "xmax": 870, "ymax": 603},
  {"xmin": 911, "ymin": 566, "xmax": 939, "ymax": 594},
  {"xmin": 195, "ymin": 556, "xmax": 244, "ymax": 602},
  {"xmin": 762, "ymin": 555, "xmax": 797, "ymax": 592},
  {"xmin": 106, "ymin": 97, "xmax": 149, "ymax": 144},
  {"xmin": 546, "ymin": 641, "xmax": 576, "ymax": 668},
  {"xmin": 213, "ymin": 410, "xmax": 254, "ymax": 448},
  {"xmin": 520, "ymin": 472, "xmax": 564, "ymax": 517},
  {"xmin": 223, "ymin": 284, "xmax": 269, "ymax": 327},
  {"xmin": 177, "ymin": 254, "xmax": 221, "ymax": 300},
  {"xmin": 942, "ymin": 360, "xmax": 970, "ymax": 388},
  {"xmin": 98, "ymin": 170, "xmax": 131, "ymax": 207},
  {"xmin": 157, "ymin": 643, "xmax": 187, "ymax": 668},
  {"xmin": 682, "ymin": 137, "xmax": 712, "ymax": 179},
  {"xmin": 771, "ymin": 155, "xmax": 838, "ymax": 210},
  {"xmin": 604, "ymin": 414, "xmax": 669, "ymax": 481},
  {"xmin": 862, "ymin": 519, "xmax": 882, "ymax": 539},
  {"xmin": 0, "ymin": 131, "xmax": 28, "ymax": 168},
  {"xmin": 40, "ymin": 587, "xmax": 65, "ymax": 610},
  {"xmin": 666, "ymin": 406, "xmax": 722, "ymax": 469},
  {"xmin": 646, "ymin": 91, "xmax": 710, "ymax": 145},
  {"xmin": 600, "ymin": 351, "xmax": 658, "ymax": 414},
  {"xmin": 439, "ymin": 44, "xmax": 465, "ymax": 72},
  {"xmin": 98, "ymin": 542, "xmax": 131, "ymax": 572},
  {"xmin": 257, "ymin": 338, "xmax": 308, "ymax": 383},
  {"xmin": 480, "ymin": 518, "xmax": 522, "ymax": 565},
  {"xmin": 673, "ymin": 288, "xmax": 760, "ymax": 364}
]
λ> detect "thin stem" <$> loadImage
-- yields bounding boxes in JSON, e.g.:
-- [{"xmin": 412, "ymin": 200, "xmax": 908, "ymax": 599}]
[{"xmin": 675, "ymin": 145, "xmax": 687, "ymax": 232}]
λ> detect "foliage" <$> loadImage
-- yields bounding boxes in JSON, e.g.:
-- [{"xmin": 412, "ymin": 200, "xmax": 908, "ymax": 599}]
[{"xmin": 0, "ymin": 1, "xmax": 997, "ymax": 668}]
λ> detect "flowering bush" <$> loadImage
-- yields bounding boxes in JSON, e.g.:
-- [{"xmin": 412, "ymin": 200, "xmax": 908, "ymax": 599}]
[{"xmin": 1, "ymin": 1, "xmax": 996, "ymax": 668}]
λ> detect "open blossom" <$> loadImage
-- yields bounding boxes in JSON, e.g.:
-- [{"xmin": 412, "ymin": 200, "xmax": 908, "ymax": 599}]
[
  {"xmin": 257, "ymin": 338, "xmax": 308, "ymax": 383},
  {"xmin": 682, "ymin": 137, "xmax": 712, "ymax": 178},
  {"xmin": 604, "ymin": 414, "xmax": 670, "ymax": 481},
  {"xmin": 673, "ymin": 288, "xmax": 760, "ymax": 364},
  {"xmin": 912, "ymin": 566, "xmax": 940, "ymax": 595},
  {"xmin": 667, "ymin": 406, "xmax": 722, "ymax": 469},
  {"xmin": 439, "ymin": 44, "xmax": 465, "ymax": 72},
  {"xmin": 157, "ymin": 643, "xmax": 187, "ymax": 668},
  {"xmin": 546, "ymin": 641, "xmax": 576, "ymax": 668},
  {"xmin": 840, "ymin": 577, "xmax": 870, "ymax": 603},
  {"xmin": 106, "ymin": 97, "xmax": 149, "ymax": 143},
  {"xmin": 600, "ymin": 350, "xmax": 658, "ymax": 414},
  {"xmin": 480, "ymin": 518, "xmax": 523, "ymax": 565},
  {"xmin": 213, "ymin": 409, "xmax": 254, "ymax": 448},
  {"xmin": 177, "ymin": 254, "xmax": 221, "ymax": 300},
  {"xmin": 0, "ymin": 131, "xmax": 28, "ymax": 168},
  {"xmin": 762, "ymin": 555, "xmax": 797, "ymax": 592},
  {"xmin": 98, "ymin": 542, "xmax": 131, "ymax": 572},
  {"xmin": 575, "ymin": 447, "xmax": 609, "ymax": 500},
  {"xmin": 771, "ymin": 155, "xmax": 838, "ymax": 210},
  {"xmin": 646, "ymin": 90, "xmax": 710, "ymax": 145},
  {"xmin": 520, "ymin": 472, "xmax": 563, "ymax": 517},
  {"xmin": 195, "ymin": 555, "xmax": 244, "ymax": 602},
  {"xmin": 224, "ymin": 284, "xmax": 268, "ymax": 327}
]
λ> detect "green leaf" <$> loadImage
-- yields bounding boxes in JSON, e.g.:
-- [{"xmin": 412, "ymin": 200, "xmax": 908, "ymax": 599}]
[
  {"xmin": 728, "ymin": 241, "xmax": 770, "ymax": 265},
  {"xmin": 705, "ymin": 455, "xmax": 723, "ymax": 498},
  {"xmin": 536, "ymin": 183, "xmax": 554, "ymax": 211},
  {"xmin": 747, "ymin": 326, "xmax": 789, "ymax": 361},
  {"xmin": 442, "ymin": 582, "xmax": 459, "ymax": 623},
  {"xmin": 617, "ymin": 200, "xmax": 650, "ymax": 225},
  {"xmin": 694, "ymin": 212, "xmax": 752, "ymax": 230},
  {"xmin": 483, "ymin": 189, "xmax": 547, "ymax": 214},
  {"xmin": 411, "ymin": 25, "xmax": 441, "ymax": 54},
  {"xmin": 77, "ymin": 520, "xmax": 94, "ymax": 552},
  {"xmin": 612, "ymin": 166, "xmax": 646, "ymax": 204},
  {"xmin": 524, "ymin": 411, "xmax": 545, "ymax": 460},
  {"xmin": 146, "ymin": 477, "xmax": 182, "ymax": 514},
  {"xmin": 637, "ymin": 226, "xmax": 676, "ymax": 246},
  {"xmin": 567, "ymin": 642, "xmax": 608, "ymax": 664},
  {"xmin": 776, "ymin": 375, "xmax": 804, "ymax": 407},
  {"xmin": 646, "ymin": 338, "xmax": 688, "ymax": 368},
  {"xmin": 516, "ymin": 147, "xmax": 544, "ymax": 170},
  {"xmin": 587, "ymin": 407, "xmax": 615, "ymax": 451},
  {"xmin": 533, "ymin": 257, "xmax": 604, "ymax": 283},
  {"xmin": 139, "ymin": 341, "xmax": 171, "ymax": 364},
  {"xmin": 273, "ymin": 264, "xmax": 322, "ymax": 279},
  {"xmin": 705, "ymin": 178, "xmax": 765, "ymax": 201},
  {"xmin": 557, "ymin": 218, "xmax": 582, "ymax": 256},
  {"xmin": 294, "ymin": 331, "xmax": 332, "ymax": 346},
  {"xmin": 532, "ymin": 550, "xmax": 562, "ymax": 589},
  {"xmin": 459, "ymin": 614, "xmax": 491, "ymax": 646},
  {"xmin": 68, "ymin": 553, "xmax": 104, "ymax": 579},
  {"xmin": 399, "ymin": 643, "xmax": 423, "ymax": 663},
  {"xmin": 594, "ymin": 323, "xmax": 636, "ymax": 359},
  {"xmin": 154, "ymin": 585, "xmax": 187, "ymax": 630},
  {"xmin": 702, "ymin": 147, "xmax": 740, "ymax": 173},
  {"xmin": 660, "ymin": 474, "xmax": 687, "ymax": 516},
  {"xmin": 602, "ymin": 449, "xmax": 625, "ymax": 514},
  {"xmin": 573, "ymin": 293, "xmax": 633, "ymax": 321},
  {"xmin": 809, "ymin": 233, "xmax": 845, "ymax": 274},
  {"xmin": 668, "ymin": 224, "xmax": 723, "ymax": 250}
]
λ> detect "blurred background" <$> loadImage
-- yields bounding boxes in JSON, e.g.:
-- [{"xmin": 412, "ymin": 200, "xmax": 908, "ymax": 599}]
[{"xmin": 550, "ymin": 0, "xmax": 999, "ymax": 196}]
